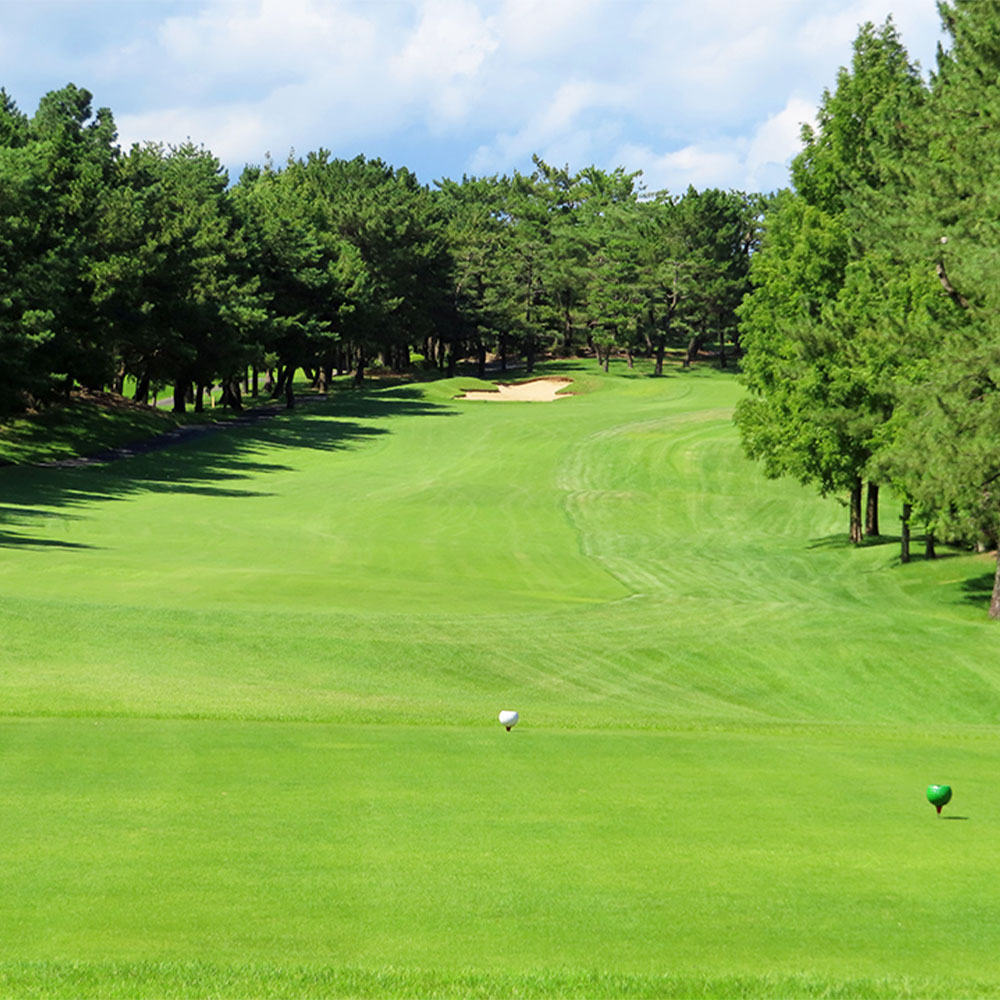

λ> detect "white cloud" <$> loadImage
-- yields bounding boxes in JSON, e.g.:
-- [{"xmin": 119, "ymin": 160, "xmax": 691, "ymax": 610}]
[
  {"xmin": 468, "ymin": 78, "xmax": 631, "ymax": 175},
  {"xmin": 614, "ymin": 142, "xmax": 744, "ymax": 195},
  {"xmin": 610, "ymin": 94, "xmax": 817, "ymax": 195},
  {"xmin": 492, "ymin": 0, "xmax": 603, "ymax": 59},
  {"xmin": 745, "ymin": 96, "xmax": 817, "ymax": 186},
  {"xmin": 0, "ymin": 0, "xmax": 947, "ymax": 188},
  {"xmin": 392, "ymin": 0, "xmax": 500, "ymax": 126},
  {"xmin": 395, "ymin": 0, "xmax": 498, "ymax": 82}
]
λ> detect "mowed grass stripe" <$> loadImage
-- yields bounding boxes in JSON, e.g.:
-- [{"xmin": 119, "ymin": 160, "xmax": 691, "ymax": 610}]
[{"xmin": 1, "ymin": 362, "xmax": 1000, "ymax": 727}]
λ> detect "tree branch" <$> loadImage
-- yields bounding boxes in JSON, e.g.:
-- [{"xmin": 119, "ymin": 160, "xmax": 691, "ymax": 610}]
[{"xmin": 936, "ymin": 259, "xmax": 970, "ymax": 308}]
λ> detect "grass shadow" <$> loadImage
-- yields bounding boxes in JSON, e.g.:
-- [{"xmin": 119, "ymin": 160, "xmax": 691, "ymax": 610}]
[
  {"xmin": 960, "ymin": 572, "xmax": 995, "ymax": 609},
  {"xmin": 0, "ymin": 386, "xmax": 454, "ymax": 550},
  {"xmin": 808, "ymin": 534, "xmax": 859, "ymax": 551},
  {"xmin": 0, "ymin": 534, "xmax": 94, "ymax": 549},
  {"xmin": 808, "ymin": 532, "xmax": 962, "ymax": 562}
]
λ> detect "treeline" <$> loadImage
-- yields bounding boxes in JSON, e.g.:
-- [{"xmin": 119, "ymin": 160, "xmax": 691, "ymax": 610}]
[
  {"xmin": 735, "ymin": 2, "xmax": 1000, "ymax": 616},
  {"xmin": 0, "ymin": 83, "xmax": 759, "ymax": 418}
]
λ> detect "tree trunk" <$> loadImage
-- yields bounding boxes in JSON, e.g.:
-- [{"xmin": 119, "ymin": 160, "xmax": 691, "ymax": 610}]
[
  {"xmin": 194, "ymin": 383, "xmax": 206, "ymax": 413},
  {"xmin": 718, "ymin": 328, "xmax": 726, "ymax": 368},
  {"xmin": 251, "ymin": 366, "xmax": 259, "ymax": 397},
  {"xmin": 476, "ymin": 341, "xmax": 486, "ymax": 379},
  {"xmin": 654, "ymin": 334, "xmax": 666, "ymax": 377},
  {"xmin": 499, "ymin": 333, "xmax": 507, "ymax": 372},
  {"xmin": 354, "ymin": 350, "xmax": 365, "ymax": 386},
  {"xmin": 849, "ymin": 478, "xmax": 863, "ymax": 544},
  {"xmin": 901, "ymin": 502, "xmax": 911, "ymax": 564},
  {"xmin": 285, "ymin": 366, "xmax": 296, "ymax": 409},
  {"xmin": 525, "ymin": 336, "xmax": 536, "ymax": 374},
  {"xmin": 274, "ymin": 364, "xmax": 295, "ymax": 400},
  {"xmin": 133, "ymin": 374, "xmax": 150, "ymax": 405},
  {"xmin": 220, "ymin": 378, "xmax": 243, "ymax": 411},
  {"xmin": 683, "ymin": 333, "xmax": 703, "ymax": 368},
  {"xmin": 925, "ymin": 531, "xmax": 936, "ymax": 560},
  {"xmin": 172, "ymin": 380, "xmax": 189, "ymax": 414},
  {"xmin": 990, "ymin": 548, "xmax": 1000, "ymax": 620},
  {"xmin": 626, "ymin": 348, "xmax": 634, "ymax": 369},
  {"xmin": 865, "ymin": 482, "xmax": 880, "ymax": 537}
]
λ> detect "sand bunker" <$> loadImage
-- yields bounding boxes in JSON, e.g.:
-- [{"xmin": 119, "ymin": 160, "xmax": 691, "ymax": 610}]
[{"xmin": 459, "ymin": 377, "xmax": 573, "ymax": 402}]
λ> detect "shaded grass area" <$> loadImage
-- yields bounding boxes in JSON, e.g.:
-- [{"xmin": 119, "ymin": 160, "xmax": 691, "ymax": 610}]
[
  {"xmin": 0, "ymin": 393, "xmax": 188, "ymax": 465},
  {"xmin": 2, "ymin": 962, "xmax": 994, "ymax": 999}
]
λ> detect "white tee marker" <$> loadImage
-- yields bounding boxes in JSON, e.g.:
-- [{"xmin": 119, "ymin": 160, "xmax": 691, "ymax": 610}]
[{"xmin": 498, "ymin": 710, "xmax": 519, "ymax": 732}]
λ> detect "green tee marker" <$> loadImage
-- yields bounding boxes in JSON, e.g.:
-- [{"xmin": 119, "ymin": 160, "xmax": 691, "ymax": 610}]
[{"xmin": 926, "ymin": 784, "xmax": 952, "ymax": 815}]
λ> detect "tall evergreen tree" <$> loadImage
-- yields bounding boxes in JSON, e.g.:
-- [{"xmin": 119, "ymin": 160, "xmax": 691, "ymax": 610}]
[
  {"xmin": 736, "ymin": 20, "xmax": 926, "ymax": 542},
  {"xmin": 0, "ymin": 85, "xmax": 120, "ymax": 410},
  {"xmin": 874, "ymin": 1, "xmax": 1000, "ymax": 614}
]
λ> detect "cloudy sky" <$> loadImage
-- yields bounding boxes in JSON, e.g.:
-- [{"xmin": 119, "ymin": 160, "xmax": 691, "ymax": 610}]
[{"xmin": 2, "ymin": 0, "xmax": 944, "ymax": 192}]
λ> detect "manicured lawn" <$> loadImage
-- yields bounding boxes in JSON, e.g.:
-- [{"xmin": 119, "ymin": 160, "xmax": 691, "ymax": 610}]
[{"xmin": 1, "ymin": 360, "xmax": 999, "ymax": 996}]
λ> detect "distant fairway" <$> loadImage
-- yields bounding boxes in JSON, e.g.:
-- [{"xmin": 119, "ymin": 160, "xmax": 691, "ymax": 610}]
[{"xmin": 2, "ymin": 360, "xmax": 1000, "ymax": 998}]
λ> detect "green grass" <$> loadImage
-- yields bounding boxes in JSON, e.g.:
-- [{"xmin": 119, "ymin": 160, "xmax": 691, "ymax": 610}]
[{"xmin": 2, "ymin": 358, "xmax": 1000, "ymax": 997}]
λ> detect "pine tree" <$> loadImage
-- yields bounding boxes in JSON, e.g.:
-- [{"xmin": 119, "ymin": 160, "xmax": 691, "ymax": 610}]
[{"xmin": 736, "ymin": 20, "xmax": 926, "ymax": 543}]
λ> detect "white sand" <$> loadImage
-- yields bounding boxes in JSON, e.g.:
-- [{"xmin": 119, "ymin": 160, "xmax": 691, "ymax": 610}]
[{"xmin": 458, "ymin": 377, "xmax": 573, "ymax": 401}]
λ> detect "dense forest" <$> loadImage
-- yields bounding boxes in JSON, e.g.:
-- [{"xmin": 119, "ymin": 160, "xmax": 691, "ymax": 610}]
[
  {"xmin": 0, "ymin": 84, "xmax": 757, "ymax": 416},
  {"xmin": 4, "ymin": 0, "xmax": 1000, "ymax": 614}
]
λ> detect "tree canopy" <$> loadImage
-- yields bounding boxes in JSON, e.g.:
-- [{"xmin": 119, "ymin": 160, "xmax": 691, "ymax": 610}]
[
  {"xmin": 0, "ymin": 94, "xmax": 755, "ymax": 416},
  {"xmin": 736, "ymin": 4, "xmax": 1000, "ymax": 616}
]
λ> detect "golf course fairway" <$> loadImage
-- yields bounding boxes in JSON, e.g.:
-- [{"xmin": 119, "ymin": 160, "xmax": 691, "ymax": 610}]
[{"xmin": 2, "ymin": 360, "xmax": 999, "ymax": 998}]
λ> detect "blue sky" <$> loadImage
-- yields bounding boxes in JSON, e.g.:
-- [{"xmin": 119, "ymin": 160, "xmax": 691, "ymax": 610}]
[{"xmin": 1, "ymin": 0, "xmax": 944, "ymax": 192}]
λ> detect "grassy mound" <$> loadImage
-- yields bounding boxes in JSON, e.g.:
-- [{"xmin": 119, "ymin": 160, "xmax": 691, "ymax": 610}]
[{"xmin": 0, "ymin": 391, "xmax": 189, "ymax": 465}]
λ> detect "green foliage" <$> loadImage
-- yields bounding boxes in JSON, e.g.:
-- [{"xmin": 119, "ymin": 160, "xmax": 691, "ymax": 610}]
[
  {"xmin": 0, "ymin": 81, "xmax": 758, "ymax": 419},
  {"xmin": 0, "ymin": 85, "xmax": 120, "ymax": 410},
  {"xmin": 873, "ymin": 2, "xmax": 1000, "ymax": 551},
  {"xmin": 737, "ymin": 19, "xmax": 928, "ymax": 537}
]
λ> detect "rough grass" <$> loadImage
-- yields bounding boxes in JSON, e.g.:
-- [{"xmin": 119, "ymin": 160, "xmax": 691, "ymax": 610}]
[{"xmin": 2, "ymin": 359, "xmax": 999, "ymax": 997}]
